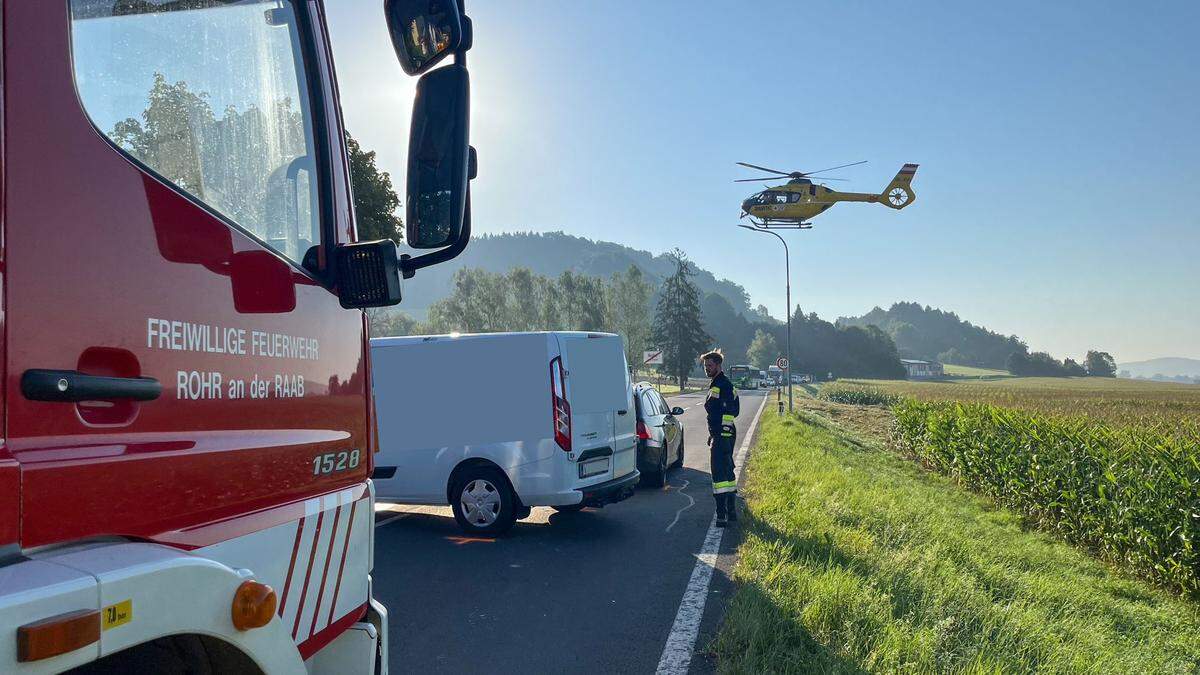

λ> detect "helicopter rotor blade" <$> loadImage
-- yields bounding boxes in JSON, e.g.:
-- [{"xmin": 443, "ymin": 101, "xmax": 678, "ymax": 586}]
[
  {"xmin": 736, "ymin": 162, "xmax": 791, "ymax": 176},
  {"xmin": 803, "ymin": 160, "xmax": 868, "ymax": 176},
  {"xmin": 734, "ymin": 177, "xmax": 784, "ymax": 183}
]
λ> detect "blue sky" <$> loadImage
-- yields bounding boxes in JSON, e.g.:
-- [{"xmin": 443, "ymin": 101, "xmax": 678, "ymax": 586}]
[{"xmin": 326, "ymin": 1, "xmax": 1199, "ymax": 362}]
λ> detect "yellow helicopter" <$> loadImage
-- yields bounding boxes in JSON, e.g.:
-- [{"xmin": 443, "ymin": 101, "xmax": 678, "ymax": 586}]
[{"xmin": 737, "ymin": 161, "xmax": 918, "ymax": 227}]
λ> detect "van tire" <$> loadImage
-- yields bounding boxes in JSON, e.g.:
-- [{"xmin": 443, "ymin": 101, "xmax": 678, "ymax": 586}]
[
  {"xmin": 552, "ymin": 504, "xmax": 585, "ymax": 513},
  {"xmin": 450, "ymin": 466, "xmax": 517, "ymax": 535}
]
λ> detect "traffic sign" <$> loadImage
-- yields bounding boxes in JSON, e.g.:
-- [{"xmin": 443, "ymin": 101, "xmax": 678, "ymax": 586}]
[
  {"xmin": 776, "ymin": 357, "xmax": 789, "ymax": 370},
  {"xmin": 643, "ymin": 349, "xmax": 664, "ymax": 366}
]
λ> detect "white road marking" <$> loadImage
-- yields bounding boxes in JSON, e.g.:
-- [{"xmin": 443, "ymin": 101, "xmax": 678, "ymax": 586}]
[
  {"xmin": 655, "ymin": 392, "xmax": 767, "ymax": 675},
  {"xmin": 374, "ymin": 512, "xmax": 409, "ymax": 529},
  {"xmin": 664, "ymin": 479, "xmax": 695, "ymax": 534}
]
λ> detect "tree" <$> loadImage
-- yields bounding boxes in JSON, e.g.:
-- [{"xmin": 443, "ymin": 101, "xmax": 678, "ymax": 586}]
[
  {"xmin": 1085, "ymin": 350, "xmax": 1117, "ymax": 377},
  {"xmin": 427, "ymin": 268, "xmax": 508, "ymax": 333},
  {"xmin": 606, "ymin": 265, "xmax": 653, "ymax": 368},
  {"xmin": 651, "ymin": 251, "xmax": 710, "ymax": 387},
  {"xmin": 937, "ymin": 347, "xmax": 966, "ymax": 365},
  {"xmin": 346, "ymin": 132, "xmax": 403, "ymax": 244},
  {"xmin": 746, "ymin": 330, "xmax": 778, "ymax": 370},
  {"xmin": 367, "ymin": 308, "xmax": 418, "ymax": 337},
  {"xmin": 1062, "ymin": 358, "xmax": 1087, "ymax": 377},
  {"xmin": 1006, "ymin": 350, "xmax": 1032, "ymax": 375},
  {"xmin": 552, "ymin": 271, "xmax": 606, "ymax": 331}
]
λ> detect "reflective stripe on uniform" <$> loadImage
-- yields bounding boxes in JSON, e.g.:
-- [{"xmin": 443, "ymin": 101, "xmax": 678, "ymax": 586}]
[
  {"xmin": 732, "ymin": 387, "xmax": 739, "ymax": 398},
  {"xmin": 721, "ymin": 414, "xmax": 735, "ymax": 423},
  {"xmin": 712, "ymin": 481, "xmax": 737, "ymax": 494},
  {"xmin": 708, "ymin": 386, "xmax": 720, "ymax": 398},
  {"xmin": 721, "ymin": 432, "xmax": 733, "ymax": 437}
]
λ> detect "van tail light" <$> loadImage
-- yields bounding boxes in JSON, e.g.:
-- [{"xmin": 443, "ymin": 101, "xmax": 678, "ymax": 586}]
[
  {"xmin": 636, "ymin": 420, "xmax": 651, "ymax": 440},
  {"xmin": 550, "ymin": 357, "xmax": 571, "ymax": 451}
]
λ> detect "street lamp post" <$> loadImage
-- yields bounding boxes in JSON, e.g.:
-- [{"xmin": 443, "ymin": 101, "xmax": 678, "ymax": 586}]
[{"xmin": 737, "ymin": 224, "xmax": 792, "ymax": 413}]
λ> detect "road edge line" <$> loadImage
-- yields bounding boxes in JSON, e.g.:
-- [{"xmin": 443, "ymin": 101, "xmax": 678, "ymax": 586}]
[{"xmin": 654, "ymin": 392, "xmax": 769, "ymax": 675}]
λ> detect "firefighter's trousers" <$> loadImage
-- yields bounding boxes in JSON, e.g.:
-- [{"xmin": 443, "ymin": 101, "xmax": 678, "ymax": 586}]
[{"xmin": 711, "ymin": 428, "xmax": 737, "ymax": 514}]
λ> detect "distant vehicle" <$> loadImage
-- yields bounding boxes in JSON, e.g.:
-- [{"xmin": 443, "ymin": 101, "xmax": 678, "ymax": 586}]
[
  {"xmin": 758, "ymin": 372, "xmax": 774, "ymax": 388},
  {"xmin": 791, "ymin": 374, "xmax": 812, "ymax": 384},
  {"xmin": 371, "ymin": 332, "xmax": 639, "ymax": 535},
  {"xmin": 729, "ymin": 364, "xmax": 758, "ymax": 389},
  {"xmin": 633, "ymin": 382, "xmax": 685, "ymax": 488},
  {"xmin": 768, "ymin": 364, "xmax": 784, "ymax": 384}
]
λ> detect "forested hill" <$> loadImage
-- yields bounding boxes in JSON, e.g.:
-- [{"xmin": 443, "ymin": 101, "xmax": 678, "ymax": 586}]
[
  {"xmin": 838, "ymin": 302, "xmax": 1026, "ymax": 370},
  {"xmin": 399, "ymin": 231, "xmax": 756, "ymax": 320}
]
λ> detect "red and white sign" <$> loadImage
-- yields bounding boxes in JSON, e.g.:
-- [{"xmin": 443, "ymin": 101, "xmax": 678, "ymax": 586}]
[
  {"xmin": 776, "ymin": 357, "xmax": 789, "ymax": 370},
  {"xmin": 643, "ymin": 349, "xmax": 664, "ymax": 366}
]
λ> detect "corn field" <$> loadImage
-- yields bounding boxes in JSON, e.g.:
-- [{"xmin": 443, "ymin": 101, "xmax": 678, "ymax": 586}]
[
  {"xmin": 817, "ymin": 383, "xmax": 900, "ymax": 407},
  {"xmin": 891, "ymin": 399, "xmax": 1200, "ymax": 596}
]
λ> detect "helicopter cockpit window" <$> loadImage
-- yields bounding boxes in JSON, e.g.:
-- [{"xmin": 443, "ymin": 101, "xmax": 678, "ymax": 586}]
[
  {"xmin": 771, "ymin": 193, "xmax": 789, "ymax": 204},
  {"xmin": 788, "ymin": 193, "xmax": 801, "ymax": 203}
]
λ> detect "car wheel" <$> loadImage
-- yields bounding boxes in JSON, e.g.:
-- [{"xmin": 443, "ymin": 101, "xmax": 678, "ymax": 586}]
[
  {"xmin": 642, "ymin": 449, "xmax": 667, "ymax": 488},
  {"xmin": 552, "ymin": 504, "xmax": 586, "ymax": 513},
  {"xmin": 672, "ymin": 430, "xmax": 685, "ymax": 468},
  {"xmin": 451, "ymin": 466, "xmax": 517, "ymax": 535}
]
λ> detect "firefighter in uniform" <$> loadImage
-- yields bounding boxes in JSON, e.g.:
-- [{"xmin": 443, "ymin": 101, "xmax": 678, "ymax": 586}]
[{"xmin": 701, "ymin": 350, "xmax": 740, "ymax": 526}]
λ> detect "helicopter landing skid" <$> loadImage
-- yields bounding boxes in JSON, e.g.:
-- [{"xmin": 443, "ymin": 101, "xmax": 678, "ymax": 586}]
[{"xmin": 748, "ymin": 217, "xmax": 812, "ymax": 230}]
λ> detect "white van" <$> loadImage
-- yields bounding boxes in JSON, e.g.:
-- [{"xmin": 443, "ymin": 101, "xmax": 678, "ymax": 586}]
[{"xmin": 369, "ymin": 331, "xmax": 639, "ymax": 534}]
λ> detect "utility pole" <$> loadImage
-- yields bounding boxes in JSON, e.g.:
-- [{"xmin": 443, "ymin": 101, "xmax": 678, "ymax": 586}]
[{"xmin": 737, "ymin": 223, "xmax": 792, "ymax": 413}]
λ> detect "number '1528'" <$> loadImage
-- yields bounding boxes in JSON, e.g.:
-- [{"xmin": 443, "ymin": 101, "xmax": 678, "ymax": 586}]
[{"xmin": 312, "ymin": 449, "xmax": 361, "ymax": 476}]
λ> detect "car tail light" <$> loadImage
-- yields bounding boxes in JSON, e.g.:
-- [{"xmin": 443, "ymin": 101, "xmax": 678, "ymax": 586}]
[
  {"xmin": 636, "ymin": 420, "xmax": 651, "ymax": 440},
  {"xmin": 551, "ymin": 357, "xmax": 571, "ymax": 451}
]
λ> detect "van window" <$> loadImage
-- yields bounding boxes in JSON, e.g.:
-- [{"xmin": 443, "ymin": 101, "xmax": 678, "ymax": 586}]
[
  {"xmin": 69, "ymin": 0, "xmax": 322, "ymax": 268},
  {"xmin": 563, "ymin": 337, "xmax": 628, "ymax": 413}
]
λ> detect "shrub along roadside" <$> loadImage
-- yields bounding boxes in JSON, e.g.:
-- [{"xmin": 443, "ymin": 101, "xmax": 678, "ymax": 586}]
[
  {"xmin": 716, "ymin": 410, "xmax": 1200, "ymax": 673},
  {"xmin": 892, "ymin": 399, "xmax": 1199, "ymax": 596}
]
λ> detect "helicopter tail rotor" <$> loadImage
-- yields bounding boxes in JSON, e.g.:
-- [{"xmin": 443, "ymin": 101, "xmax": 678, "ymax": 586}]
[{"xmin": 880, "ymin": 163, "xmax": 918, "ymax": 209}]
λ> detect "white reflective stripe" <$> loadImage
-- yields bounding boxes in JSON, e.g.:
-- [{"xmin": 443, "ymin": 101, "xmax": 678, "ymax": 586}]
[{"xmin": 713, "ymin": 486, "xmax": 737, "ymax": 494}]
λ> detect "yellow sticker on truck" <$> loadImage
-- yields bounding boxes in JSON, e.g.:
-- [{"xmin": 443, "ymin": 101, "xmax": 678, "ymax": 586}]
[{"xmin": 102, "ymin": 599, "xmax": 132, "ymax": 630}]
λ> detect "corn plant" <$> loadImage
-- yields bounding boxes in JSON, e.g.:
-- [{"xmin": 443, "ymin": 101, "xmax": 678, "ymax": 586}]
[
  {"xmin": 891, "ymin": 399, "xmax": 1200, "ymax": 596},
  {"xmin": 818, "ymin": 383, "xmax": 900, "ymax": 407}
]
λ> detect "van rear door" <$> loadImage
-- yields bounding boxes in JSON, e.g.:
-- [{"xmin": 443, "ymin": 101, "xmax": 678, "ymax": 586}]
[{"xmin": 558, "ymin": 334, "xmax": 635, "ymax": 482}]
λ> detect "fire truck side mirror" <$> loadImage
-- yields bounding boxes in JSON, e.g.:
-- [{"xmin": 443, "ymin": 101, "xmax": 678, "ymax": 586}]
[
  {"xmin": 385, "ymin": 0, "xmax": 464, "ymax": 76},
  {"xmin": 335, "ymin": 240, "xmax": 403, "ymax": 309},
  {"xmin": 405, "ymin": 63, "xmax": 470, "ymax": 250}
]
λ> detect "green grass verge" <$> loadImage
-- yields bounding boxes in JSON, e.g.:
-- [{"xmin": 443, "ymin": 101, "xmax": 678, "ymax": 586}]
[{"xmin": 715, "ymin": 410, "xmax": 1200, "ymax": 673}]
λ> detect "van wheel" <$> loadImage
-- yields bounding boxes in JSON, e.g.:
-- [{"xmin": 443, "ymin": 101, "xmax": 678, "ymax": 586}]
[
  {"xmin": 552, "ymin": 504, "xmax": 585, "ymax": 513},
  {"xmin": 451, "ymin": 467, "xmax": 517, "ymax": 535}
]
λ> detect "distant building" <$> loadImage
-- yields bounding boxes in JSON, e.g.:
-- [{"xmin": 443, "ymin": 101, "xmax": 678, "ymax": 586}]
[{"xmin": 901, "ymin": 359, "xmax": 943, "ymax": 379}]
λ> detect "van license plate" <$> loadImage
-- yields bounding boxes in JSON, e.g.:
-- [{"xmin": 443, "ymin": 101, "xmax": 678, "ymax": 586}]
[{"xmin": 579, "ymin": 457, "xmax": 610, "ymax": 479}]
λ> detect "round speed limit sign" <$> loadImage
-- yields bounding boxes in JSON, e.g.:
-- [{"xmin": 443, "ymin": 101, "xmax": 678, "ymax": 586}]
[{"xmin": 776, "ymin": 357, "xmax": 789, "ymax": 370}]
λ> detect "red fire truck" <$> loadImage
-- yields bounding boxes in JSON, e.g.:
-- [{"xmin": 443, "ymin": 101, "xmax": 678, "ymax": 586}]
[{"xmin": 0, "ymin": 0, "xmax": 474, "ymax": 672}]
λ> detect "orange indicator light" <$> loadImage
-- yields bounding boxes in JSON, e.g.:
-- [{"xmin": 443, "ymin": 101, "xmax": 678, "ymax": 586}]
[
  {"xmin": 231, "ymin": 580, "xmax": 277, "ymax": 631},
  {"xmin": 17, "ymin": 609, "xmax": 100, "ymax": 662}
]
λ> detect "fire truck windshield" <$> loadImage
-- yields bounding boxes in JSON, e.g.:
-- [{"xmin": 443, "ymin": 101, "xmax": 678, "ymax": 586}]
[{"xmin": 69, "ymin": 0, "xmax": 322, "ymax": 267}]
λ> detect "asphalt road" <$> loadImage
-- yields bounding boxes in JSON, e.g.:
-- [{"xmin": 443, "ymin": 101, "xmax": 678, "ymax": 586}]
[{"xmin": 372, "ymin": 389, "xmax": 770, "ymax": 674}]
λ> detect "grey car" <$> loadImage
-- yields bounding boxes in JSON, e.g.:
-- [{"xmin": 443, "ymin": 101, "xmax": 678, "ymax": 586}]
[{"xmin": 633, "ymin": 382, "xmax": 685, "ymax": 488}]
